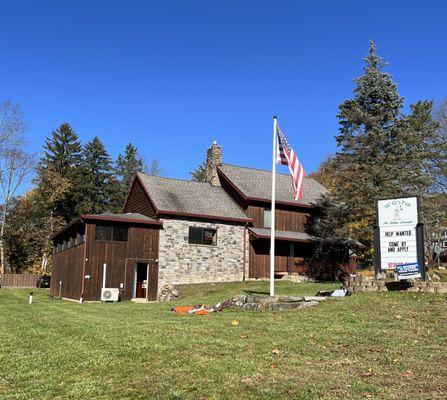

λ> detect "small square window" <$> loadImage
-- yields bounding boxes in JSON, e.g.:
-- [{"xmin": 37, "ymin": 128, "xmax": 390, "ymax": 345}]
[
  {"xmin": 188, "ymin": 227, "xmax": 217, "ymax": 246},
  {"xmin": 113, "ymin": 226, "xmax": 128, "ymax": 242},
  {"xmin": 95, "ymin": 225, "xmax": 113, "ymax": 241}
]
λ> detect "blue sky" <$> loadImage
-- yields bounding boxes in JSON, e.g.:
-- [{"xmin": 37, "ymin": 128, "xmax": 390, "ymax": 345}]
[{"xmin": 1, "ymin": 1, "xmax": 446, "ymax": 189}]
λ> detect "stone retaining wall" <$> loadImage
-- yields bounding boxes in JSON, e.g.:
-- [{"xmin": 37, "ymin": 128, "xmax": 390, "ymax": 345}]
[{"xmin": 346, "ymin": 275, "xmax": 447, "ymax": 294}]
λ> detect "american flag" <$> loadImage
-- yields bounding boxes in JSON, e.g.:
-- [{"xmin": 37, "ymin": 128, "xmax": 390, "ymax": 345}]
[{"xmin": 276, "ymin": 124, "xmax": 305, "ymax": 200}]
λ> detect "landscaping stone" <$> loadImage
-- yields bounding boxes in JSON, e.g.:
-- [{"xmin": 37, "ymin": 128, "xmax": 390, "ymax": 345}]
[
  {"xmin": 232, "ymin": 294, "xmax": 324, "ymax": 311},
  {"xmin": 346, "ymin": 274, "xmax": 447, "ymax": 294},
  {"xmin": 281, "ymin": 274, "xmax": 316, "ymax": 283},
  {"xmin": 277, "ymin": 295, "xmax": 304, "ymax": 302},
  {"xmin": 303, "ymin": 296, "xmax": 326, "ymax": 302},
  {"xmin": 158, "ymin": 284, "xmax": 180, "ymax": 302}
]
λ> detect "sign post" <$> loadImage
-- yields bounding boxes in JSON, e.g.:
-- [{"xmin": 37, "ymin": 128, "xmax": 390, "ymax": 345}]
[{"xmin": 376, "ymin": 197, "xmax": 425, "ymax": 280}]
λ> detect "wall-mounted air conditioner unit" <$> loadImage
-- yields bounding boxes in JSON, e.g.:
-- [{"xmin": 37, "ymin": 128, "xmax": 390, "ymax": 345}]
[{"xmin": 101, "ymin": 288, "xmax": 119, "ymax": 302}]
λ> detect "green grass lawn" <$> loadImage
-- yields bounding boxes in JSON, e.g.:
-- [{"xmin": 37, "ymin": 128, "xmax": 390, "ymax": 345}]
[{"xmin": 1, "ymin": 281, "xmax": 446, "ymax": 400}]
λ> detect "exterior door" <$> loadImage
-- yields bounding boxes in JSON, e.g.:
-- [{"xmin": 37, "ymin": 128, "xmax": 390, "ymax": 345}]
[{"xmin": 135, "ymin": 263, "xmax": 148, "ymax": 298}]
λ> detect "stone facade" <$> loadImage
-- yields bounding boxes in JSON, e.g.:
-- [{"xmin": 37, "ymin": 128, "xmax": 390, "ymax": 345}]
[{"xmin": 158, "ymin": 217, "xmax": 245, "ymax": 288}]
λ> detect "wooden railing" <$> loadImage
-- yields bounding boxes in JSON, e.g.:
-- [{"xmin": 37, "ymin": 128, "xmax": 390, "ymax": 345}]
[{"xmin": 0, "ymin": 274, "xmax": 39, "ymax": 288}]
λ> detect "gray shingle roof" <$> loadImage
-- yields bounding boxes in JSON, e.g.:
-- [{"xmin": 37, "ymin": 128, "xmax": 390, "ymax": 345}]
[
  {"xmin": 137, "ymin": 173, "xmax": 250, "ymax": 222},
  {"xmin": 219, "ymin": 164, "xmax": 327, "ymax": 205},
  {"xmin": 82, "ymin": 212, "xmax": 161, "ymax": 224},
  {"xmin": 248, "ymin": 227, "xmax": 319, "ymax": 242}
]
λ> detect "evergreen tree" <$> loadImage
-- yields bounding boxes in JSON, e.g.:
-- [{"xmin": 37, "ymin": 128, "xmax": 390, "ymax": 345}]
[
  {"xmin": 113, "ymin": 143, "xmax": 144, "ymax": 209},
  {"xmin": 40, "ymin": 123, "xmax": 81, "ymax": 175},
  {"xmin": 317, "ymin": 42, "xmax": 443, "ymax": 251},
  {"xmin": 76, "ymin": 137, "xmax": 118, "ymax": 214},
  {"xmin": 190, "ymin": 162, "xmax": 206, "ymax": 181},
  {"xmin": 37, "ymin": 123, "xmax": 82, "ymax": 222}
]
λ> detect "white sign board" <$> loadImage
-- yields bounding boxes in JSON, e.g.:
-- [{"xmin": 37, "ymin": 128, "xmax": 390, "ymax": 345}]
[{"xmin": 377, "ymin": 197, "xmax": 419, "ymax": 272}]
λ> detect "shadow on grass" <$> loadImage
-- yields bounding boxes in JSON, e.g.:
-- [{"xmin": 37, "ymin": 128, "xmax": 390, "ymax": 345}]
[
  {"xmin": 243, "ymin": 290, "xmax": 270, "ymax": 295},
  {"xmin": 386, "ymin": 281, "xmax": 413, "ymax": 291}
]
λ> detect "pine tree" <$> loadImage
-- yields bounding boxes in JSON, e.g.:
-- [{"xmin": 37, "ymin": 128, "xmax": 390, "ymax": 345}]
[
  {"xmin": 76, "ymin": 137, "xmax": 118, "ymax": 215},
  {"xmin": 113, "ymin": 143, "xmax": 144, "ymax": 209},
  {"xmin": 40, "ymin": 123, "xmax": 81, "ymax": 175},
  {"xmin": 37, "ymin": 123, "xmax": 82, "ymax": 222},
  {"xmin": 190, "ymin": 162, "xmax": 206, "ymax": 181},
  {"xmin": 317, "ymin": 42, "xmax": 442, "ymax": 249}
]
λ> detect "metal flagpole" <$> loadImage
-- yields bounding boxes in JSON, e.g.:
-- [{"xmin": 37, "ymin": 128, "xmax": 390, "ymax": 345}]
[{"xmin": 270, "ymin": 115, "xmax": 277, "ymax": 296}]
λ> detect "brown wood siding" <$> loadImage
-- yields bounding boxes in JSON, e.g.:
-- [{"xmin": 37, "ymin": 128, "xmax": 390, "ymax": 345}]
[
  {"xmin": 248, "ymin": 239, "xmax": 314, "ymax": 278},
  {"xmin": 50, "ymin": 243, "xmax": 85, "ymax": 299},
  {"xmin": 51, "ymin": 221, "xmax": 160, "ymax": 301},
  {"xmin": 123, "ymin": 178, "xmax": 157, "ymax": 218},
  {"xmin": 1, "ymin": 274, "xmax": 39, "ymax": 288},
  {"xmin": 82, "ymin": 223, "xmax": 159, "ymax": 301},
  {"xmin": 246, "ymin": 205, "xmax": 312, "ymax": 232}
]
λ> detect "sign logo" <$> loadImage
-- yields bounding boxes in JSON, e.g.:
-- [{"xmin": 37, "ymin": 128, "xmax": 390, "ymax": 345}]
[{"xmin": 395, "ymin": 262, "xmax": 422, "ymax": 280}]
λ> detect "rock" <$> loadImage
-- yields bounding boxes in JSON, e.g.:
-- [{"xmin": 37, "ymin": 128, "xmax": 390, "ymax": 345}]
[
  {"xmin": 245, "ymin": 295, "xmax": 276, "ymax": 304},
  {"xmin": 281, "ymin": 274, "xmax": 315, "ymax": 283},
  {"xmin": 407, "ymin": 287, "xmax": 420, "ymax": 292},
  {"xmin": 277, "ymin": 295, "xmax": 303, "ymax": 302},
  {"xmin": 432, "ymin": 272, "xmax": 441, "ymax": 282},
  {"xmin": 436, "ymin": 286, "xmax": 447, "ymax": 294},
  {"xmin": 158, "ymin": 284, "xmax": 180, "ymax": 302},
  {"xmin": 376, "ymin": 272, "xmax": 387, "ymax": 280},
  {"xmin": 304, "ymin": 296, "xmax": 327, "ymax": 302},
  {"xmin": 232, "ymin": 295, "xmax": 247, "ymax": 304}
]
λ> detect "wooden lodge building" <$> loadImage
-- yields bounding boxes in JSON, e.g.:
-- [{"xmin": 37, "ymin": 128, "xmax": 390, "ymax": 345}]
[{"xmin": 51, "ymin": 142, "xmax": 328, "ymax": 302}]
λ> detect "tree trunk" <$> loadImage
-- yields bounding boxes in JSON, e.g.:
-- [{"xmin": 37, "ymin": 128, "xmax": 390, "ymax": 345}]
[{"xmin": 0, "ymin": 208, "xmax": 6, "ymax": 274}]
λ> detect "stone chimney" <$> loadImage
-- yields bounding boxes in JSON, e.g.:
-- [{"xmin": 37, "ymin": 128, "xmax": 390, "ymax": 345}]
[{"xmin": 205, "ymin": 141, "xmax": 222, "ymax": 186}]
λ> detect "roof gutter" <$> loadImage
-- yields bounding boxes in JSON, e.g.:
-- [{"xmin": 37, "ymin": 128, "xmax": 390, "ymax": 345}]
[
  {"xmin": 247, "ymin": 228, "xmax": 319, "ymax": 243},
  {"xmin": 80, "ymin": 214, "xmax": 163, "ymax": 226},
  {"xmin": 157, "ymin": 210, "xmax": 252, "ymax": 224}
]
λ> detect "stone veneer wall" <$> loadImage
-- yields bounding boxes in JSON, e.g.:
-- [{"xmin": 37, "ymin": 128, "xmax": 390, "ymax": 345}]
[
  {"xmin": 347, "ymin": 275, "xmax": 447, "ymax": 294},
  {"xmin": 158, "ymin": 218, "xmax": 246, "ymax": 288}
]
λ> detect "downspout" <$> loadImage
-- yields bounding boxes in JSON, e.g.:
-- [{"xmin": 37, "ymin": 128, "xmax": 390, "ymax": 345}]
[
  {"xmin": 243, "ymin": 224, "xmax": 247, "ymax": 281},
  {"xmin": 80, "ymin": 223, "xmax": 89, "ymax": 303}
]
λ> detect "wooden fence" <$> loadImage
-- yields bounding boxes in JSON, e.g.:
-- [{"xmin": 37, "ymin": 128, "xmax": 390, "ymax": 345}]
[{"xmin": 0, "ymin": 274, "xmax": 39, "ymax": 288}]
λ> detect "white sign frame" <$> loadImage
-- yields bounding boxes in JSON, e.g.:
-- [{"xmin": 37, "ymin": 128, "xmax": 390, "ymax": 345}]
[{"xmin": 376, "ymin": 197, "xmax": 420, "ymax": 273}]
